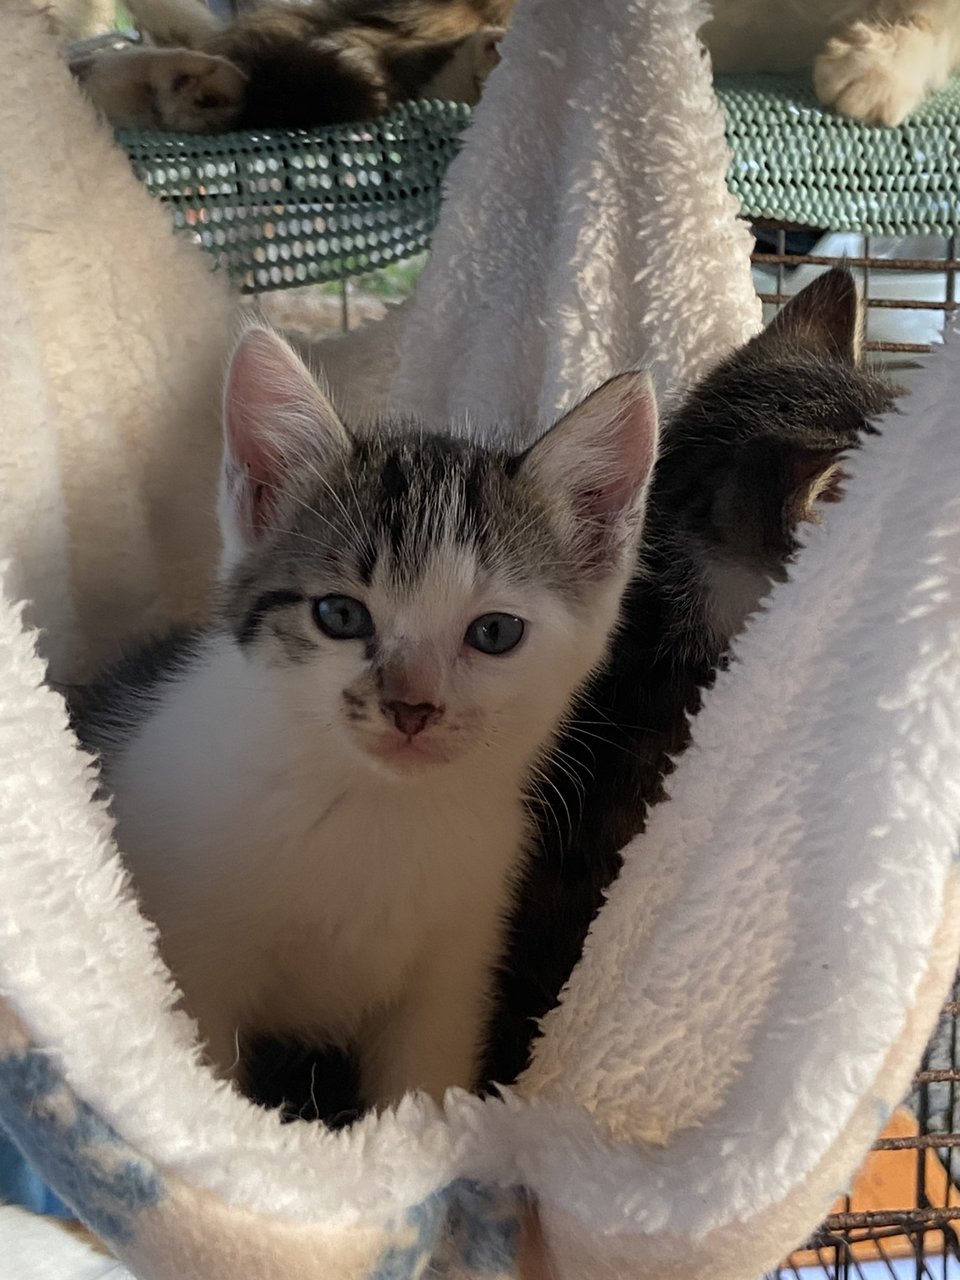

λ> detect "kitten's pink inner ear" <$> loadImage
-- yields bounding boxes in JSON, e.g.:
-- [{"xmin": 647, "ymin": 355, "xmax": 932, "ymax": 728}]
[
  {"xmin": 787, "ymin": 448, "xmax": 846, "ymax": 523},
  {"xmin": 578, "ymin": 375, "xmax": 658, "ymax": 526},
  {"xmin": 222, "ymin": 328, "xmax": 347, "ymax": 539},
  {"xmin": 528, "ymin": 372, "xmax": 658, "ymax": 568},
  {"xmin": 223, "ymin": 331, "xmax": 293, "ymax": 535}
]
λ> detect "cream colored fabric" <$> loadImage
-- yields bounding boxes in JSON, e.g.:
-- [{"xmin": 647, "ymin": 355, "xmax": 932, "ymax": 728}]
[
  {"xmin": 0, "ymin": 4, "xmax": 237, "ymax": 681},
  {"xmin": 0, "ymin": 3, "xmax": 959, "ymax": 1279}
]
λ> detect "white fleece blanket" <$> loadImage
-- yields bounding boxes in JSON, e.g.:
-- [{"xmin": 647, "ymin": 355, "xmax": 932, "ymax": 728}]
[
  {"xmin": 0, "ymin": 4, "xmax": 236, "ymax": 684},
  {"xmin": 1, "ymin": 1, "xmax": 959, "ymax": 1278}
]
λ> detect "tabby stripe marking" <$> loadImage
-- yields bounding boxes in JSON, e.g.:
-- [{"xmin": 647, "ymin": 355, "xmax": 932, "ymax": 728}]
[{"xmin": 238, "ymin": 590, "xmax": 305, "ymax": 645}]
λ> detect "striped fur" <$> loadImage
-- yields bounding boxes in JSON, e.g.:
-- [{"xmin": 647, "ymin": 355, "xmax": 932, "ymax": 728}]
[{"xmin": 75, "ymin": 0, "xmax": 511, "ymax": 131}]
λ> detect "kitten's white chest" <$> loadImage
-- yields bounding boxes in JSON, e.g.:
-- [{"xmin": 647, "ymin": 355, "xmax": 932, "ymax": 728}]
[
  {"xmin": 237, "ymin": 784, "xmax": 519, "ymax": 1035},
  {"xmin": 111, "ymin": 648, "xmax": 526, "ymax": 1062}
]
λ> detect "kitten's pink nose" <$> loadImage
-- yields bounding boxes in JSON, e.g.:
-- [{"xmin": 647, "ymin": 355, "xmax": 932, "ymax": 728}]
[{"xmin": 383, "ymin": 700, "xmax": 443, "ymax": 737}]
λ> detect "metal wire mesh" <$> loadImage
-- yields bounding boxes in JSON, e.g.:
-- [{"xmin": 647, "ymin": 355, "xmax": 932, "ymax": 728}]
[
  {"xmin": 751, "ymin": 224, "xmax": 957, "ymax": 375},
  {"xmin": 765, "ymin": 984, "xmax": 960, "ymax": 1279}
]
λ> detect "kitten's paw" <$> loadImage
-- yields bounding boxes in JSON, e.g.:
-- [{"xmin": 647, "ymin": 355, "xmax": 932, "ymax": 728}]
[
  {"xmin": 424, "ymin": 26, "xmax": 504, "ymax": 106},
  {"xmin": 814, "ymin": 21, "xmax": 941, "ymax": 126},
  {"xmin": 150, "ymin": 49, "xmax": 247, "ymax": 133},
  {"xmin": 466, "ymin": 26, "xmax": 505, "ymax": 98},
  {"xmin": 75, "ymin": 46, "xmax": 245, "ymax": 131}
]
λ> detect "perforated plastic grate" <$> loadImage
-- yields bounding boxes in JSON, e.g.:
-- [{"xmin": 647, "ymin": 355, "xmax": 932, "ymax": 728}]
[
  {"xmin": 717, "ymin": 73, "xmax": 960, "ymax": 237},
  {"xmin": 120, "ymin": 100, "xmax": 469, "ymax": 293},
  {"xmin": 119, "ymin": 76, "xmax": 960, "ymax": 294}
]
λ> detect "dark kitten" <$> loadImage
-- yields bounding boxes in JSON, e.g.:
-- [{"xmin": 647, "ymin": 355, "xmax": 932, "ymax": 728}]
[{"xmin": 483, "ymin": 268, "xmax": 899, "ymax": 1087}]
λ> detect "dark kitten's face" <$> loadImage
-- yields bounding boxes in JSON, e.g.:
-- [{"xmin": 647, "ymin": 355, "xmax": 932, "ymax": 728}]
[{"xmin": 653, "ymin": 268, "xmax": 897, "ymax": 640}]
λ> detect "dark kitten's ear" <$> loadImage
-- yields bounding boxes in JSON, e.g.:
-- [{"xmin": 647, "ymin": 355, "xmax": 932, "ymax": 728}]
[
  {"xmin": 760, "ymin": 267, "xmax": 863, "ymax": 365},
  {"xmin": 785, "ymin": 447, "xmax": 848, "ymax": 527},
  {"xmin": 520, "ymin": 372, "xmax": 658, "ymax": 571},
  {"xmin": 219, "ymin": 327, "xmax": 349, "ymax": 570},
  {"xmin": 713, "ymin": 440, "xmax": 851, "ymax": 575}
]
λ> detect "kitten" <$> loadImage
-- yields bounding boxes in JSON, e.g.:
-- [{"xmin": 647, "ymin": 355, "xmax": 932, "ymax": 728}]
[
  {"xmin": 71, "ymin": 0, "xmax": 510, "ymax": 132},
  {"xmin": 703, "ymin": 0, "xmax": 960, "ymax": 126},
  {"xmin": 484, "ymin": 268, "xmax": 900, "ymax": 1087},
  {"xmin": 74, "ymin": 326, "xmax": 657, "ymax": 1108}
]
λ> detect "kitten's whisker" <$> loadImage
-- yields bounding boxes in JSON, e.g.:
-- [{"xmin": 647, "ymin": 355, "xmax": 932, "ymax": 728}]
[
  {"xmin": 281, "ymin": 500, "xmax": 365, "ymax": 556},
  {"xmin": 573, "ymin": 717, "xmax": 659, "ymax": 735},
  {"xmin": 245, "ymin": 469, "xmax": 364, "ymax": 550},
  {"xmin": 528, "ymin": 762, "xmax": 576, "ymax": 844},
  {"xmin": 575, "ymin": 695, "xmax": 666, "ymax": 736},
  {"xmin": 525, "ymin": 778, "xmax": 566, "ymax": 847},
  {"xmin": 565, "ymin": 724, "xmax": 655, "ymax": 766},
  {"xmin": 228, "ymin": 1027, "xmax": 242, "ymax": 1076},
  {"xmin": 544, "ymin": 746, "xmax": 590, "ymax": 806},
  {"xmin": 306, "ymin": 1058, "xmax": 320, "ymax": 1120},
  {"xmin": 342, "ymin": 470, "xmax": 370, "ymax": 551}
]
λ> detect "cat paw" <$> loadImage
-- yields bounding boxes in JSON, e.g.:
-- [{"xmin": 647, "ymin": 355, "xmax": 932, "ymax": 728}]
[
  {"xmin": 75, "ymin": 46, "xmax": 246, "ymax": 131},
  {"xmin": 150, "ymin": 50, "xmax": 247, "ymax": 133},
  {"xmin": 814, "ymin": 21, "xmax": 939, "ymax": 126},
  {"xmin": 424, "ymin": 26, "xmax": 504, "ymax": 105},
  {"xmin": 467, "ymin": 26, "xmax": 505, "ymax": 98}
]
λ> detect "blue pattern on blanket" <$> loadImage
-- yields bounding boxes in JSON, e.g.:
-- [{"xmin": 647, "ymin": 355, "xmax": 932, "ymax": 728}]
[
  {"xmin": 370, "ymin": 1178, "xmax": 523, "ymax": 1278},
  {"xmin": 0, "ymin": 1048, "xmax": 164, "ymax": 1243},
  {"xmin": 443, "ymin": 1180, "xmax": 522, "ymax": 1273}
]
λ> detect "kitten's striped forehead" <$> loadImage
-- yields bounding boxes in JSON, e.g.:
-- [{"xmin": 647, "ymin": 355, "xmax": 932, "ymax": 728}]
[
  {"xmin": 288, "ymin": 432, "xmax": 553, "ymax": 588},
  {"xmin": 219, "ymin": 429, "xmax": 578, "ymax": 645}
]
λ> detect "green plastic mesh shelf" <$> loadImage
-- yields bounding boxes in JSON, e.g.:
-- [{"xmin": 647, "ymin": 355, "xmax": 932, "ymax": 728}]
[
  {"xmin": 119, "ymin": 76, "xmax": 960, "ymax": 293},
  {"xmin": 717, "ymin": 73, "xmax": 960, "ymax": 236},
  {"xmin": 120, "ymin": 100, "xmax": 470, "ymax": 293}
]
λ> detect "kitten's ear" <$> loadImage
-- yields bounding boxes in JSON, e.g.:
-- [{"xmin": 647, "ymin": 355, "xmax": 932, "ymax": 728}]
[
  {"xmin": 761, "ymin": 267, "xmax": 863, "ymax": 364},
  {"xmin": 218, "ymin": 327, "xmax": 349, "ymax": 568},
  {"xmin": 521, "ymin": 373, "xmax": 658, "ymax": 571},
  {"xmin": 785, "ymin": 447, "xmax": 849, "ymax": 527}
]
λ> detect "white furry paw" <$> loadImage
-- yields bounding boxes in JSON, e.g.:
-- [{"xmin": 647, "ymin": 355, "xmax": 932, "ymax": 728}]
[
  {"xmin": 150, "ymin": 49, "xmax": 247, "ymax": 133},
  {"xmin": 814, "ymin": 21, "xmax": 942, "ymax": 126},
  {"xmin": 75, "ymin": 45, "xmax": 246, "ymax": 131}
]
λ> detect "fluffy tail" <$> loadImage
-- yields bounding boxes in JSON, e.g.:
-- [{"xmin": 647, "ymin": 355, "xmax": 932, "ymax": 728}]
[{"xmin": 124, "ymin": 0, "xmax": 224, "ymax": 47}]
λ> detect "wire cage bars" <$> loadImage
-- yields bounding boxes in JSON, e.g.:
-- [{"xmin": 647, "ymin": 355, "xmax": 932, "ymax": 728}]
[
  {"xmin": 751, "ymin": 224, "xmax": 957, "ymax": 378},
  {"xmin": 766, "ymin": 979, "xmax": 960, "ymax": 1280}
]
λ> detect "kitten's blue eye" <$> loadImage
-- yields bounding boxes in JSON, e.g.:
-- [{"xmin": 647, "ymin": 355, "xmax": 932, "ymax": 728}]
[
  {"xmin": 313, "ymin": 595, "xmax": 374, "ymax": 640},
  {"xmin": 465, "ymin": 613, "xmax": 525, "ymax": 655}
]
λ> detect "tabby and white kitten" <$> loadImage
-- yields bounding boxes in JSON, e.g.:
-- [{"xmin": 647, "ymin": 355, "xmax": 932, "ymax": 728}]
[
  {"xmin": 485, "ymin": 268, "xmax": 900, "ymax": 1086},
  {"xmin": 75, "ymin": 326, "xmax": 656, "ymax": 1107},
  {"xmin": 704, "ymin": 0, "xmax": 960, "ymax": 126},
  {"xmin": 72, "ymin": 0, "xmax": 510, "ymax": 132}
]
